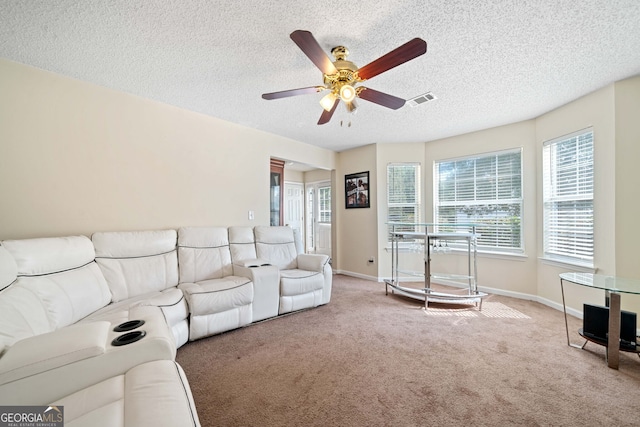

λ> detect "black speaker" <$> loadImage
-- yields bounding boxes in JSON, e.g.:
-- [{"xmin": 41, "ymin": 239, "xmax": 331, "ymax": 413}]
[{"xmin": 582, "ymin": 304, "xmax": 637, "ymax": 349}]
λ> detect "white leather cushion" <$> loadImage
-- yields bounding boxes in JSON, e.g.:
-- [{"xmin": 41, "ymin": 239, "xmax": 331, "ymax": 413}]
[
  {"xmin": 228, "ymin": 226, "xmax": 255, "ymax": 244},
  {"xmin": 96, "ymin": 252, "xmax": 179, "ymax": 302},
  {"xmin": 178, "ymin": 227, "xmax": 233, "ymax": 283},
  {"xmin": 54, "ymin": 375, "xmax": 125, "ymax": 427},
  {"xmin": 13, "ymin": 263, "xmax": 112, "ymax": 329},
  {"xmin": 2, "ymin": 236, "xmax": 95, "ymax": 276},
  {"xmin": 0, "ymin": 321, "xmax": 109, "ymax": 385},
  {"xmin": 84, "ymin": 288, "xmax": 187, "ymax": 328},
  {"xmin": 280, "ymin": 291, "xmax": 323, "ymax": 314},
  {"xmin": 254, "ymin": 226, "xmax": 298, "ymax": 270},
  {"xmin": 180, "ymin": 277, "xmax": 252, "ymax": 315},
  {"xmin": 254, "ymin": 226, "xmax": 295, "ymax": 244},
  {"xmin": 228, "ymin": 226, "xmax": 257, "ymax": 261},
  {"xmin": 140, "ymin": 288, "xmax": 189, "ymax": 329},
  {"xmin": 189, "ymin": 305, "xmax": 252, "ymax": 340},
  {"xmin": 53, "ymin": 360, "xmax": 200, "ymax": 427},
  {"xmin": 0, "ymin": 245, "xmax": 17, "ymax": 291},
  {"xmin": 280, "ymin": 269, "xmax": 324, "ymax": 296},
  {"xmin": 178, "ymin": 227, "xmax": 228, "ymax": 248},
  {"xmin": 124, "ymin": 361, "xmax": 199, "ymax": 426},
  {"xmin": 92, "ymin": 230, "xmax": 177, "ymax": 258},
  {"xmin": 93, "ymin": 230, "xmax": 178, "ymax": 302},
  {"xmin": 0, "ymin": 285, "xmax": 50, "ymax": 355}
]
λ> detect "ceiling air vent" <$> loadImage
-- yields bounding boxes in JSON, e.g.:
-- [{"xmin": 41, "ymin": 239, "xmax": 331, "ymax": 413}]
[{"xmin": 407, "ymin": 92, "xmax": 437, "ymax": 107}]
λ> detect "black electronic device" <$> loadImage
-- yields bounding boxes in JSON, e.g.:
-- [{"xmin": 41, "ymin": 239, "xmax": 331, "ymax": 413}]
[{"xmin": 582, "ymin": 304, "xmax": 637, "ymax": 350}]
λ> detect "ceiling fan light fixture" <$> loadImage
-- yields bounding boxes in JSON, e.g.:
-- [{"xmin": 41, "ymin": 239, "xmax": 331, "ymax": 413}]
[
  {"xmin": 320, "ymin": 92, "xmax": 337, "ymax": 111},
  {"xmin": 340, "ymin": 84, "xmax": 356, "ymax": 103}
]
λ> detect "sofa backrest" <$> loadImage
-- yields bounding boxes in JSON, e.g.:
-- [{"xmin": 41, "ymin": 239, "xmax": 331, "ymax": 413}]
[
  {"xmin": 254, "ymin": 226, "xmax": 298, "ymax": 270},
  {"xmin": 92, "ymin": 230, "xmax": 179, "ymax": 302},
  {"xmin": 0, "ymin": 245, "xmax": 17, "ymax": 292},
  {"xmin": 228, "ymin": 226, "xmax": 257, "ymax": 262},
  {"xmin": 177, "ymin": 227, "xmax": 233, "ymax": 283},
  {"xmin": 0, "ymin": 236, "xmax": 112, "ymax": 354},
  {"xmin": 0, "ymin": 245, "xmax": 33, "ymax": 355}
]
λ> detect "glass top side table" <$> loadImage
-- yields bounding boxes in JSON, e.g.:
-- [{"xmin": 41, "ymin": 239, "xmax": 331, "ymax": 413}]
[{"xmin": 559, "ymin": 272, "xmax": 640, "ymax": 369}]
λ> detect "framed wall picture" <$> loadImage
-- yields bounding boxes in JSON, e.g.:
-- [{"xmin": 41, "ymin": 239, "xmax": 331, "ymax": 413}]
[{"xmin": 345, "ymin": 171, "xmax": 370, "ymax": 209}]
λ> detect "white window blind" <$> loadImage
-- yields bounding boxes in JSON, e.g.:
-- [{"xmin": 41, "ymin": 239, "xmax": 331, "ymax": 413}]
[
  {"xmin": 387, "ymin": 163, "xmax": 420, "ymax": 238},
  {"xmin": 434, "ymin": 149, "xmax": 523, "ymax": 252},
  {"xmin": 543, "ymin": 129, "xmax": 594, "ymax": 265}
]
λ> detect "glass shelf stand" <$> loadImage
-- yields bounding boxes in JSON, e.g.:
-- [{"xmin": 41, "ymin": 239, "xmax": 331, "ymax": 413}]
[{"xmin": 385, "ymin": 223, "xmax": 488, "ymax": 309}]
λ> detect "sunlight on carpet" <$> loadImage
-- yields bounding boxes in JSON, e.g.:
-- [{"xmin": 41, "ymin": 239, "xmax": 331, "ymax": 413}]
[{"xmin": 422, "ymin": 301, "xmax": 530, "ymax": 319}]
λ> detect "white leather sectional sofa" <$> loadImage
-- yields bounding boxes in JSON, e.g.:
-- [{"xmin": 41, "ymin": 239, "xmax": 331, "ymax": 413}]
[{"xmin": 0, "ymin": 225, "xmax": 332, "ymax": 426}]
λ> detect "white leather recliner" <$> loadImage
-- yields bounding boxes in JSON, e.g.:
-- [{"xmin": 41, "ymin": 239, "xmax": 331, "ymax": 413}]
[
  {"xmin": 177, "ymin": 227, "xmax": 255, "ymax": 340},
  {"xmin": 92, "ymin": 230, "xmax": 189, "ymax": 347},
  {"xmin": 253, "ymin": 226, "xmax": 332, "ymax": 314}
]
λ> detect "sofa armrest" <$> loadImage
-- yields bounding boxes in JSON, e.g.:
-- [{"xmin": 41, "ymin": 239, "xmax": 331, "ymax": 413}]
[
  {"xmin": 0, "ymin": 305, "xmax": 176, "ymax": 405},
  {"xmin": 0, "ymin": 321, "xmax": 109, "ymax": 385},
  {"xmin": 297, "ymin": 253, "xmax": 330, "ymax": 273}
]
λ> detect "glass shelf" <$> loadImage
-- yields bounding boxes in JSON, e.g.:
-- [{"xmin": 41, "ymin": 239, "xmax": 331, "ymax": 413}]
[
  {"xmin": 385, "ymin": 223, "xmax": 488, "ymax": 309},
  {"xmin": 559, "ymin": 272, "xmax": 640, "ymax": 295}
]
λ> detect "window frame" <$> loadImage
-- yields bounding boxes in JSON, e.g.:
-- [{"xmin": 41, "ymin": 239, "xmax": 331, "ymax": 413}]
[
  {"xmin": 542, "ymin": 128, "xmax": 594, "ymax": 268},
  {"xmin": 387, "ymin": 162, "xmax": 421, "ymax": 244},
  {"xmin": 433, "ymin": 148, "xmax": 524, "ymax": 254}
]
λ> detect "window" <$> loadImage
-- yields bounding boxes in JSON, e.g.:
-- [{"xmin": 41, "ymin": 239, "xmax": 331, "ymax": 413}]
[
  {"xmin": 543, "ymin": 129, "xmax": 594, "ymax": 266},
  {"xmin": 387, "ymin": 163, "xmax": 421, "ymax": 239},
  {"xmin": 318, "ymin": 186, "xmax": 331, "ymax": 223},
  {"xmin": 434, "ymin": 149, "xmax": 523, "ymax": 252}
]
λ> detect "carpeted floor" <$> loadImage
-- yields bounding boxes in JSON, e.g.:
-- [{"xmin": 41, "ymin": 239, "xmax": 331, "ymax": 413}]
[{"xmin": 176, "ymin": 274, "xmax": 640, "ymax": 426}]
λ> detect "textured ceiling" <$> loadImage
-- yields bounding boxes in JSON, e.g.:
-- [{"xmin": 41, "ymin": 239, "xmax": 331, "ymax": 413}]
[{"xmin": 1, "ymin": 0, "xmax": 640, "ymax": 152}]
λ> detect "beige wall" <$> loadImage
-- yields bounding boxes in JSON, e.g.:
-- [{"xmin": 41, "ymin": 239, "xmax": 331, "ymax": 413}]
[
  {"xmin": 422, "ymin": 121, "xmax": 539, "ymax": 297},
  {"xmin": 614, "ymin": 76, "xmax": 640, "ymax": 280},
  {"xmin": 612, "ymin": 76, "xmax": 640, "ymax": 314},
  {"xmin": 335, "ymin": 144, "xmax": 377, "ymax": 278},
  {"xmin": 303, "ymin": 168, "xmax": 331, "ymax": 183},
  {"xmin": 535, "ymin": 84, "xmax": 618, "ymax": 313},
  {"xmin": 0, "ymin": 59, "xmax": 335, "ymax": 240}
]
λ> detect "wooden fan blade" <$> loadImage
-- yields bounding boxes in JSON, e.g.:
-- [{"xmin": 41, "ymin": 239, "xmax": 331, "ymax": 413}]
[
  {"xmin": 262, "ymin": 86, "xmax": 325, "ymax": 100},
  {"xmin": 290, "ymin": 30, "xmax": 338, "ymax": 75},
  {"xmin": 357, "ymin": 87, "xmax": 406, "ymax": 110},
  {"xmin": 317, "ymin": 98, "xmax": 339, "ymax": 125},
  {"xmin": 356, "ymin": 38, "xmax": 427, "ymax": 81}
]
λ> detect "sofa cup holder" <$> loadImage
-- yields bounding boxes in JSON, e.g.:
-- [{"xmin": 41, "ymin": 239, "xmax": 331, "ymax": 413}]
[
  {"xmin": 113, "ymin": 319, "xmax": 145, "ymax": 332},
  {"xmin": 111, "ymin": 330, "xmax": 146, "ymax": 347}
]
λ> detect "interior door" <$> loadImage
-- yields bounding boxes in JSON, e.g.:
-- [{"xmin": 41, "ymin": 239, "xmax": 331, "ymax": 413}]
[{"xmin": 284, "ymin": 181, "xmax": 304, "ymax": 251}]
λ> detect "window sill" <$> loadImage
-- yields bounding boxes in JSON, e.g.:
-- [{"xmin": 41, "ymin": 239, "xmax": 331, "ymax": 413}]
[
  {"xmin": 477, "ymin": 251, "xmax": 528, "ymax": 261},
  {"xmin": 539, "ymin": 257, "xmax": 596, "ymax": 272}
]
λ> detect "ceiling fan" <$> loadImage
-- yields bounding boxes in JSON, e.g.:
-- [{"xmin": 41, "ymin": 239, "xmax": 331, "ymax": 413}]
[{"xmin": 262, "ymin": 30, "xmax": 427, "ymax": 125}]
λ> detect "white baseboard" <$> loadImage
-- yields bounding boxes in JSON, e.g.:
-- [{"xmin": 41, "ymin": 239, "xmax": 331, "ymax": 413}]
[{"xmin": 334, "ymin": 270, "xmax": 379, "ymax": 282}]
